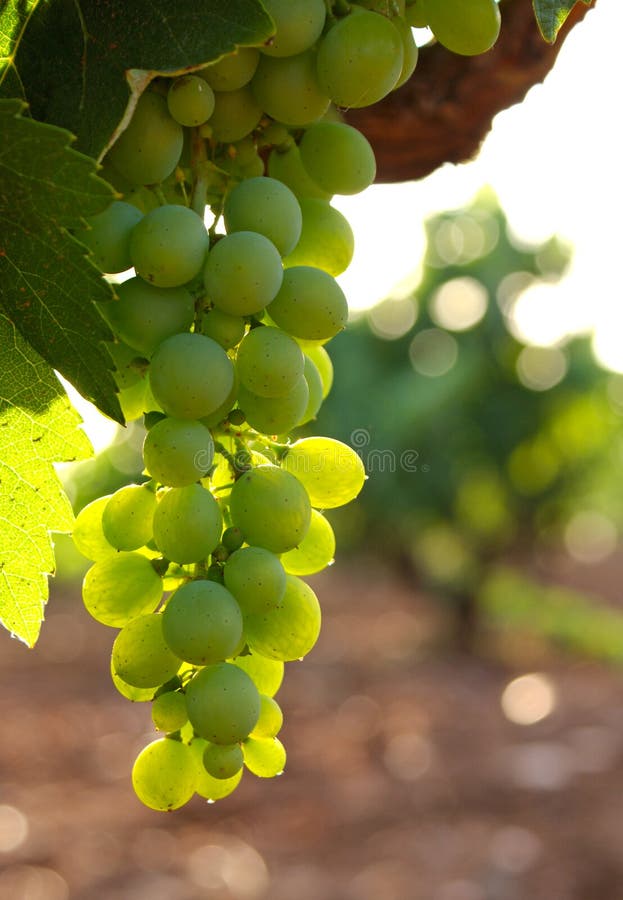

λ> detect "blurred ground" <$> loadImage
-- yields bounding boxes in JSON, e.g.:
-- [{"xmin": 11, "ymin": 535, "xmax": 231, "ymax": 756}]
[{"xmin": 2, "ymin": 559, "xmax": 623, "ymax": 900}]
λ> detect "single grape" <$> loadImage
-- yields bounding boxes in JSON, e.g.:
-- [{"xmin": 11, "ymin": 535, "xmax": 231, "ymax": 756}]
[
  {"xmin": 132, "ymin": 738, "xmax": 196, "ymax": 811},
  {"xmin": 260, "ymin": 0, "xmax": 326, "ymax": 57},
  {"xmin": 316, "ymin": 9, "xmax": 404, "ymax": 108},
  {"xmin": 236, "ymin": 326, "xmax": 304, "ymax": 398},
  {"xmin": 101, "ymin": 484, "xmax": 157, "ymax": 551},
  {"xmin": 152, "ymin": 483, "xmax": 222, "ymax": 563},
  {"xmin": 82, "ymin": 552, "xmax": 163, "ymax": 627},
  {"xmin": 100, "ymin": 277, "xmax": 194, "ymax": 357},
  {"xmin": 202, "ymin": 742, "xmax": 244, "ymax": 779},
  {"xmin": 112, "ymin": 613, "xmax": 182, "ymax": 688},
  {"xmin": 236, "ymin": 376, "xmax": 309, "ymax": 435},
  {"xmin": 107, "ymin": 91, "xmax": 183, "ymax": 186},
  {"xmin": 77, "ymin": 201, "xmax": 143, "ymax": 274},
  {"xmin": 394, "ymin": 14, "xmax": 419, "ymax": 88},
  {"xmin": 162, "ymin": 580, "xmax": 243, "ymax": 666},
  {"xmin": 250, "ymin": 694, "xmax": 283, "ymax": 738},
  {"xmin": 223, "ymin": 545, "xmax": 287, "ymax": 615},
  {"xmin": 283, "ymin": 436, "xmax": 366, "ymax": 508},
  {"xmin": 224, "ymin": 176, "xmax": 303, "ymax": 256},
  {"xmin": 244, "ymin": 574, "xmax": 321, "ymax": 661},
  {"xmin": 242, "ymin": 736, "xmax": 286, "ymax": 777},
  {"xmin": 299, "ymin": 341, "xmax": 333, "ymax": 398},
  {"xmin": 130, "ymin": 205, "xmax": 209, "ymax": 288},
  {"xmin": 267, "ymin": 144, "xmax": 332, "ymax": 201},
  {"xmin": 204, "ymin": 86, "xmax": 263, "ymax": 142},
  {"xmin": 299, "ymin": 122, "xmax": 376, "ymax": 196},
  {"xmin": 149, "ymin": 332, "xmax": 235, "ymax": 420},
  {"xmin": 185, "ymin": 662, "xmax": 261, "ymax": 744},
  {"xmin": 283, "ymin": 198, "xmax": 354, "ymax": 276},
  {"xmin": 267, "ymin": 266, "xmax": 348, "ymax": 341},
  {"xmin": 201, "ymin": 308, "xmax": 246, "ymax": 350},
  {"xmin": 199, "ymin": 378, "xmax": 239, "ymax": 430},
  {"xmin": 298, "ymin": 354, "xmax": 324, "ymax": 425},
  {"xmin": 230, "ymin": 649, "xmax": 284, "ymax": 697},
  {"xmin": 189, "ymin": 738, "xmax": 244, "ymax": 800},
  {"xmin": 203, "ymin": 231, "xmax": 283, "ymax": 316},
  {"xmin": 143, "ymin": 417, "xmax": 214, "ymax": 487},
  {"xmin": 422, "ymin": 0, "xmax": 501, "ymax": 55},
  {"xmin": 200, "ymin": 48, "xmax": 260, "ymax": 91},
  {"xmin": 229, "ymin": 464, "xmax": 311, "ymax": 553},
  {"xmin": 280, "ymin": 508, "xmax": 336, "ymax": 575},
  {"xmin": 251, "ymin": 50, "xmax": 330, "ymax": 127},
  {"xmin": 167, "ymin": 74, "xmax": 215, "ymax": 126},
  {"xmin": 73, "ymin": 495, "xmax": 116, "ymax": 561},
  {"xmin": 110, "ymin": 658, "xmax": 156, "ymax": 702},
  {"xmin": 152, "ymin": 690, "xmax": 188, "ymax": 732},
  {"xmin": 222, "ymin": 526, "xmax": 244, "ymax": 553}
]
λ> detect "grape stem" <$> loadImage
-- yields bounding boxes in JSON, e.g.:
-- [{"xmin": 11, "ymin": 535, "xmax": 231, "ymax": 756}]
[
  {"xmin": 190, "ymin": 128, "xmax": 209, "ymax": 217},
  {"xmin": 214, "ymin": 441, "xmax": 252, "ymax": 478}
]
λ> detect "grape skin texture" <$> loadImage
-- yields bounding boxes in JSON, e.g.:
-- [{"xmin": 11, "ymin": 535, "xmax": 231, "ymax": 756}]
[
  {"xmin": 251, "ymin": 50, "xmax": 330, "ymax": 127},
  {"xmin": 244, "ymin": 574, "xmax": 321, "ymax": 661},
  {"xmin": 299, "ymin": 122, "xmax": 377, "ymax": 196},
  {"xmin": 224, "ymin": 546, "xmax": 287, "ymax": 615},
  {"xmin": 143, "ymin": 417, "xmax": 214, "ymax": 487},
  {"xmin": 132, "ymin": 738, "xmax": 196, "ymax": 811},
  {"xmin": 190, "ymin": 739, "xmax": 244, "ymax": 800},
  {"xmin": 206, "ymin": 87, "xmax": 263, "ymax": 142},
  {"xmin": 152, "ymin": 484, "xmax": 222, "ymax": 564},
  {"xmin": 151, "ymin": 691, "xmax": 188, "ymax": 732},
  {"xmin": 237, "ymin": 377, "xmax": 309, "ymax": 435},
  {"xmin": 112, "ymin": 613, "xmax": 182, "ymax": 688},
  {"xmin": 200, "ymin": 47, "xmax": 260, "ymax": 91},
  {"xmin": 82, "ymin": 553, "xmax": 163, "ymax": 627},
  {"xmin": 203, "ymin": 231, "xmax": 283, "ymax": 316},
  {"xmin": 283, "ymin": 436, "xmax": 366, "ymax": 508},
  {"xmin": 422, "ymin": 0, "xmax": 501, "ymax": 55},
  {"xmin": 235, "ymin": 325, "xmax": 305, "ymax": 398},
  {"xmin": 73, "ymin": 495, "xmax": 116, "ymax": 561},
  {"xmin": 107, "ymin": 92, "xmax": 183, "ymax": 186},
  {"xmin": 260, "ymin": 0, "xmax": 326, "ymax": 58},
  {"xmin": 162, "ymin": 580, "xmax": 243, "ymax": 666},
  {"xmin": 242, "ymin": 736, "xmax": 286, "ymax": 777},
  {"xmin": 223, "ymin": 176, "xmax": 303, "ymax": 256},
  {"xmin": 280, "ymin": 508, "xmax": 336, "ymax": 575},
  {"xmin": 230, "ymin": 650, "xmax": 284, "ymax": 698},
  {"xmin": 283, "ymin": 198, "xmax": 354, "ymax": 276},
  {"xmin": 79, "ymin": 201, "xmax": 143, "ymax": 274},
  {"xmin": 101, "ymin": 484, "xmax": 156, "ymax": 551},
  {"xmin": 101, "ymin": 277, "xmax": 194, "ymax": 357},
  {"xmin": 130, "ymin": 205, "xmax": 209, "ymax": 288},
  {"xmin": 202, "ymin": 742, "xmax": 244, "ymax": 779},
  {"xmin": 229, "ymin": 464, "xmax": 312, "ymax": 553},
  {"xmin": 267, "ymin": 266, "xmax": 348, "ymax": 341},
  {"xmin": 167, "ymin": 75, "xmax": 215, "ymax": 126},
  {"xmin": 185, "ymin": 662, "xmax": 261, "ymax": 745}
]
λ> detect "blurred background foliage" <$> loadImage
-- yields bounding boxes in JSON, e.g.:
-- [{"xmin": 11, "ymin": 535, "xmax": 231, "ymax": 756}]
[{"xmin": 59, "ymin": 188, "xmax": 623, "ymax": 664}]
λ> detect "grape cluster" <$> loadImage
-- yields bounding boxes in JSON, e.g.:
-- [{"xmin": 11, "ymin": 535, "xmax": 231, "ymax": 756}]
[{"xmin": 73, "ymin": 0, "xmax": 502, "ymax": 811}]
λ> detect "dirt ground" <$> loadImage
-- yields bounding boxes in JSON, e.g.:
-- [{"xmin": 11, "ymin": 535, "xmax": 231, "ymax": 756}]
[{"xmin": 2, "ymin": 558, "xmax": 623, "ymax": 900}]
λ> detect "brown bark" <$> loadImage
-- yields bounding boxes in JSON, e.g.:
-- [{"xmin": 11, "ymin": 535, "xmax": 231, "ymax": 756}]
[{"xmin": 345, "ymin": 0, "xmax": 595, "ymax": 183}]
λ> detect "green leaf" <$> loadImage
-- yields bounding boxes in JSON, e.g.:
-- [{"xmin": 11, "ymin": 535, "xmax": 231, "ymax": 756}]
[
  {"xmin": 532, "ymin": 0, "xmax": 592, "ymax": 43},
  {"xmin": 0, "ymin": 99, "xmax": 123, "ymax": 423},
  {"xmin": 0, "ymin": 0, "xmax": 274, "ymax": 159},
  {"xmin": 0, "ymin": 312, "xmax": 92, "ymax": 647}
]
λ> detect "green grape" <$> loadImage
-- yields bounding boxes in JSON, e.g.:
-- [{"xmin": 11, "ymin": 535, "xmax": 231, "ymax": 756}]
[
  {"xmin": 203, "ymin": 231, "xmax": 283, "ymax": 316},
  {"xmin": 224, "ymin": 176, "xmax": 303, "ymax": 256},
  {"xmin": 117, "ymin": 378, "xmax": 149, "ymax": 423},
  {"xmin": 106, "ymin": 340, "xmax": 148, "ymax": 390},
  {"xmin": 300, "ymin": 342, "xmax": 333, "ymax": 398},
  {"xmin": 152, "ymin": 483, "xmax": 223, "ymax": 563},
  {"xmin": 244, "ymin": 574, "xmax": 321, "ymax": 661},
  {"xmin": 394, "ymin": 15, "xmax": 419, "ymax": 88},
  {"xmin": 237, "ymin": 375, "xmax": 309, "ymax": 435},
  {"xmin": 281, "ymin": 508, "xmax": 336, "ymax": 575},
  {"xmin": 298, "ymin": 354, "xmax": 324, "ymax": 426},
  {"xmin": 204, "ymin": 87, "xmax": 263, "ymax": 142},
  {"xmin": 82, "ymin": 552, "xmax": 163, "ymax": 627},
  {"xmin": 316, "ymin": 9, "xmax": 404, "ymax": 108},
  {"xmin": 405, "ymin": 0, "xmax": 428, "ymax": 27},
  {"xmin": 201, "ymin": 308, "xmax": 246, "ymax": 350},
  {"xmin": 152, "ymin": 690, "xmax": 188, "ymax": 732},
  {"xmin": 267, "ymin": 266, "xmax": 348, "ymax": 341},
  {"xmin": 189, "ymin": 738, "xmax": 244, "ymax": 800},
  {"xmin": 112, "ymin": 613, "xmax": 182, "ymax": 688},
  {"xmin": 283, "ymin": 436, "xmax": 366, "ymax": 508},
  {"xmin": 130, "ymin": 205, "xmax": 209, "ymax": 288},
  {"xmin": 222, "ymin": 526, "xmax": 244, "ymax": 553},
  {"xmin": 267, "ymin": 144, "xmax": 332, "ymax": 201},
  {"xmin": 243, "ymin": 736, "xmax": 286, "ymax": 777},
  {"xmin": 236, "ymin": 326, "xmax": 304, "ymax": 398},
  {"xmin": 250, "ymin": 694, "xmax": 283, "ymax": 738},
  {"xmin": 260, "ymin": 0, "xmax": 326, "ymax": 57},
  {"xmin": 167, "ymin": 75, "xmax": 215, "ymax": 126},
  {"xmin": 230, "ymin": 649, "xmax": 284, "ymax": 697},
  {"xmin": 73, "ymin": 495, "xmax": 116, "ymax": 561},
  {"xmin": 299, "ymin": 122, "xmax": 376, "ymax": 196},
  {"xmin": 200, "ymin": 48, "xmax": 260, "ymax": 91},
  {"xmin": 101, "ymin": 277, "xmax": 194, "ymax": 357},
  {"xmin": 185, "ymin": 662, "xmax": 260, "ymax": 744},
  {"xmin": 110, "ymin": 658, "xmax": 156, "ymax": 702},
  {"xmin": 223, "ymin": 546, "xmax": 287, "ymax": 615},
  {"xmin": 143, "ymin": 417, "xmax": 215, "ymax": 487},
  {"xmin": 77, "ymin": 201, "xmax": 143, "ymax": 274},
  {"xmin": 422, "ymin": 0, "xmax": 500, "ymax": 55},
  {"xmin": 132, "ymin": 738, "xmax": 197, "ymax": 811},
  {"xmin": 107, "ymin": 91, "xmax": 183, "ymax": 186},
  {"xmin": 200, "ymin": 378, "xmax": 239, "ymax": 430},
  {"xmin": 162, "ymin": 580, "xmax": 243, "ymax": 665},
  {"xmin": 202, "ymin": 742, "xmax": 244, "ymax": 779},
  {"xmin": 101, "ymin": 484, "xmax": 157, "ymax": 551},
  {"xmin": 251, "ymin": 50, "xmax": 330, "ymax": 127},
  {"xmin": 283, "ymin": 198, "xmax": 354, "ymax": 276},
  {"xmin": 229, "ymin": 464, "xmax": 311, "ymax": 553},
  {"xmin": 149, "ymin": 332, "xmax": 235, "ymax": 419}
]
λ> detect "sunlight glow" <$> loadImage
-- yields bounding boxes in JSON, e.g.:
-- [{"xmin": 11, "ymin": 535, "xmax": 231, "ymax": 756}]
[
  {"xmin": 430, "ymin": 277, "xmax": 488, "ymax": 332},
  {"xmin": 501, "ymin": 673, "xmax": 557, "ymax": 726}
]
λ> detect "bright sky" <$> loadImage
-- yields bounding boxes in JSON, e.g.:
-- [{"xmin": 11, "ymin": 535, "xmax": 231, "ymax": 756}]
[
  {"xmin": 71, "ymin": 0, "xmax": 621, "ymax": 449},
  {"xmin": 336, "ymin": 0, "xmax": 622, "ymax": 370}
]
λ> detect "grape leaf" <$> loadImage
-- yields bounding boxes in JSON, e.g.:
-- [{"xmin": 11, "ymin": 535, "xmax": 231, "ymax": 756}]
[
  {"xmin": 0, "ymin": 0, "xmax": 274, "ymax": 159},
  {"xmin": 532, "ymin": 0, "xmax": 593, "ymax": 43},
  {"xmin": 0, "ymin": 99, "xmax": 123, "ymax": 423},
  {"xmin": 0, "ymin": 312, "xmax": 92, "ymax": 647}
]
